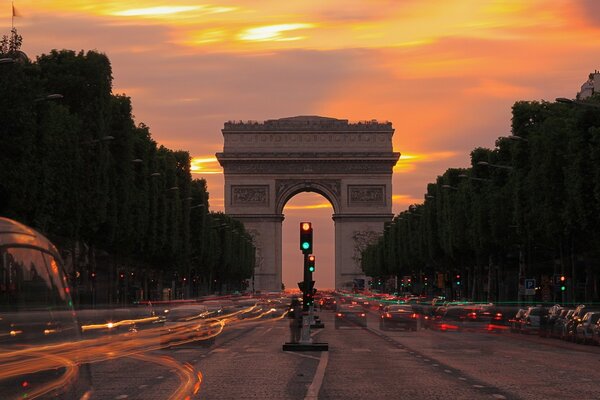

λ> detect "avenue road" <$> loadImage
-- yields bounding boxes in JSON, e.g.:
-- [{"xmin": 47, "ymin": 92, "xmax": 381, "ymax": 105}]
[{"xmin": 89, "ymin": 308, "xmax": 600, "ymax": 400}]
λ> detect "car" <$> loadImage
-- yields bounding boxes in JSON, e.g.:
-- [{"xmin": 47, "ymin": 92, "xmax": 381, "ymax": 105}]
[
  {"xmin": 520, "ymin": 306, "xmax": 548, "ymax": 335},
  {"xmin": 564, "ymin": 305, "xmax": 588, "ymax": 341},
  {"xmin": 552, "ymin": 309, "xmax": 575, "ymax": 339},
  {"xmin": 509, "ymin": 309, "xmax": 526, "ymax": 333},
  {"xmin": 434, "ymin": 305, "xmax": 506, "ymax": 333},
  {"xmin": 592, "ymin": 319, "xmax": 600, "ymax": 346},
  {"xmin": 319, "ymin": 296, "xmax": 337, "ymax": 310},
  {"xmin": 160, "ymin": 305, "xmax": 217, "ymax": 348},
  {"xmin": 575, "ymin": 311, "xmax": 600, "ymax": 344},
  {"xmin": 540, "ymin": 305, "xmax": 564, "ymax": 338},
  {"xmin": 335, "ymin": 305, "xmax": 367, "ymax": 329},
  {"xmin": 379, "ymin": 304, "xmax": 418, "ymax": 331}
]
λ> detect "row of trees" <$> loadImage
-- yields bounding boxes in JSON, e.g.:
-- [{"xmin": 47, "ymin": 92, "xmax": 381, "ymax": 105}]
[
  {"xmin": 0, "ymin": 31, "xmax": 255, "ymax": 303},
  {"xmin": 361, "ymin": 95, "xmax": 600, "ymax": 304}
]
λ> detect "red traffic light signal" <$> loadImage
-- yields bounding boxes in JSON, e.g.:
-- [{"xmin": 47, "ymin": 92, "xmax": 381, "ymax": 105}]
[{"xmin": 300, "ymin": 222, "xmax": 313, "ymax": 253}]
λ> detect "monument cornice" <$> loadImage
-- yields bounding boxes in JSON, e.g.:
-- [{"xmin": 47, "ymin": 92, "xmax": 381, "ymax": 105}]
[{"xmin": 216, "ymin": 152, "xmax": 401, "ymax": 162}]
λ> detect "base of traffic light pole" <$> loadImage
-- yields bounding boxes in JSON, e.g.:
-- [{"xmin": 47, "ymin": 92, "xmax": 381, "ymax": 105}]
[
  {"xmin": 282, "ymin": 342, "xmax": 329, "ymax": 351},
  {"xmin": 283, "ymin": 315, "xmax": 328, "ymax": 351},
  {"xmin": 309, "ymin": 306, "xmax": 324, "ymax": 328}
]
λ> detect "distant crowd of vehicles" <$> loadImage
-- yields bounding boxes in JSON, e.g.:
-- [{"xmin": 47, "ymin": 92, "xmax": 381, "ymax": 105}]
[{"xmin": 316, "ymin": 290, "xmax": 600, "ymax": 346}]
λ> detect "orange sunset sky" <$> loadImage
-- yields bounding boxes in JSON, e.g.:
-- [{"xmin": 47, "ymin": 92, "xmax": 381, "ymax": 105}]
[{"xmin": 6, "ymin": 0, "xmax": 600, "ymax": 289}]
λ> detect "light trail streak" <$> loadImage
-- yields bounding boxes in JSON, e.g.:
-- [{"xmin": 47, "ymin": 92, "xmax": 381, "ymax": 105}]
[{"xmin": 0, "ymin": 304, "xmax": 288, "ymax": 399}]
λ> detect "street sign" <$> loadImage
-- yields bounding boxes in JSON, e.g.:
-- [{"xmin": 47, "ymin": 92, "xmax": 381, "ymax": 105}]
[{"xmin": 525, "ymin": 278, "xmax": 536, "ymax": 296}]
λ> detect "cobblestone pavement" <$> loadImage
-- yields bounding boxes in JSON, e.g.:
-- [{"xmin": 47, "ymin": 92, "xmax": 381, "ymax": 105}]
[
  {"xmin": 362, "ymin": 310, "xmax": 600, "ymax": 400},
  {"xmin": 90, "ymin": 308, "xmax": 600, "ymax": 400},
  {"xmin": 317, "ymin": 312, "xmax": 504, "ymax": 400},
  {"xmin": 90, "ymin": 319, "xmax": 320, "ymax": 400}
]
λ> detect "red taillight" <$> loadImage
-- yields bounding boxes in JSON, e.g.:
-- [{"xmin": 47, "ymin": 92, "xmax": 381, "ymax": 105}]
[
  {"xmin": 468, "ymin": 312, "xmax": 477, "ymax": 319},
  {"xmin": 494, "ymin": 313, "xmax": 502, "ymax": 320},
  {"xmin": 411, "ymin": 313, "xmax": 418, "ymax": 319},
  {"xmin": 384, "ymin": 312, "xmax": 392, "ymax": 318},
  {"xmin": 360, "ymin": 313, "xmax": 366, "ymax": 317},
  {"xmin": 424, "ymin": 316, "xmax": 429, "ymax": 320},
  {"xmin": 336, "ymin": 313, "xmax": 343, "ymax": 317}
]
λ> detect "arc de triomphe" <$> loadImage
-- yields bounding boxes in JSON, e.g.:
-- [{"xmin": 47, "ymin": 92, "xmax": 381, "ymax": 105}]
[{"xmin": 216, "ymin": 116, "xmax": 400, "ymax": 291}]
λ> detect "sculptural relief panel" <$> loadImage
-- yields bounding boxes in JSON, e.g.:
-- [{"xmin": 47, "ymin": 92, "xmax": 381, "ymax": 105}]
[
  {"xmin": 231, "ymin": 185, "xmax": 269, "ymax": 206},
  {"xmin": 348, "ymin": 185, "xmax": 386, "ymax": 206}
]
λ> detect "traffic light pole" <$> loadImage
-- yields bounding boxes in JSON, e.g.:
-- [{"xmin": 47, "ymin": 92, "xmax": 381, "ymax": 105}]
[
  {"xmin": 303, "ymin": 253, "xmax": 310, "ymax": 312},
  {"xmin": 282, "ymin": 222, "xmax": 327, "ymax": 352}
]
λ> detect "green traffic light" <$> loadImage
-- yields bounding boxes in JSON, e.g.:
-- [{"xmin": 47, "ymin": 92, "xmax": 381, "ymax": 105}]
[
  {"xmin": 561, "ymin": 286, "xmax": 566, "ymax": 291},
  {"xmin": 309, "ymin": 266, "xmax": 315, "ymax": 272},
  {"xmin": 302, "ymin": 242, "xmax": 310, "ymax": 250}
]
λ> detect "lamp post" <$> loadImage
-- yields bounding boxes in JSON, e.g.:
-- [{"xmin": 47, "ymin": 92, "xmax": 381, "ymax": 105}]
[
  {"xmin": 458, "ymin": 173, "xmax": 491, "ymax": 183},
  {"xmin": 442, "ymin": 184, "xmax": 458, "ymax": 191},
  {"xmin": 476, "ymin": 161, "xmax": 513, "ymax": 170}
]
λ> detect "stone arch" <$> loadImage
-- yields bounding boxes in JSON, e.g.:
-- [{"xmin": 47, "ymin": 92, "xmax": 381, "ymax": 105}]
[{"xmin": 216, "ymin": 116, "xmax": 400, "ymax": 291}]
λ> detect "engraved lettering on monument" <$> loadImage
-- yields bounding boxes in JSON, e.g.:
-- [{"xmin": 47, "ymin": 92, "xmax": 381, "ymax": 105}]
[
  {"xmin": 348, "ymin": 185, "xmax": 385, "ymax": 206},
  {"xmin": 231, "ymin": 185, "xmax": 269, "ymax": 206}
]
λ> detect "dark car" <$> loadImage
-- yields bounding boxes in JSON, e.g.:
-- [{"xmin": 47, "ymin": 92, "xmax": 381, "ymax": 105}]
[
  {"xmin": 565, "ymin": 305, "xmax": 588, "ymax": 341},
  {"xmin": 319, "ymin": 296, "xmax": 337, "ymax": 310},
  {"xmin": 335, "ymin": 304, "xmax": 367, "ymax": 328},
  {"xmin": 435, "ymin": 306, "xmax": 505, "ymax": 333},
  {"xmin": 520, "ymin": 306, "xmax": 548, "ymax": 335},
  {"xmin": 509, "ymin": 309, "xmax": 527, "ymax": 333},
  {"xmin": 575, "ymin": 311, "xmax": 600, "ymax": 344},
  {"xmin": 379, "ymin": 304, "xmax": 418, "ymax": 331},
  {"xmin": 552, "ymin": 309, "xmax": 575, "ymax": 339}
]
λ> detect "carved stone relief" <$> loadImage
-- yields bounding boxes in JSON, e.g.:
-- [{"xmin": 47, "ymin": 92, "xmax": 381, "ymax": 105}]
[
  {"xmin": 348, "ymin": 185, "xmax": 385, "ymax": 206},
  {"xmin": 231, "ymin": 185, "xmax": 269, "ymax": 206}
]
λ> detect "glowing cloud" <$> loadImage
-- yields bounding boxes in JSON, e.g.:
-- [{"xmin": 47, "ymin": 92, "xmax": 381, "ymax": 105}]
[
  {"xmin": 394, "ymin": 152, "xmax": 457, "ymax": 173},
  {"xmin": 112, "ymin": 6, "xmax": 203, "ymax": 17},
  {"xmin": 191, "ymin": 157, "xmax": 221, "ymax": 175},
  {"xmin": 238, "ymin": 23, "xmax": 315, "ymax": 42}
]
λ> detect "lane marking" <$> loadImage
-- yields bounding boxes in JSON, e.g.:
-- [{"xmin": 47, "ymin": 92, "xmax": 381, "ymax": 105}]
[
  {"xmin": 458, "ymin": 377, "xmax": 467, "ymax": 381},
  {"xmin": 473, "ymin": 384, "xmax": 485, "ymax": 388},
  {"xmin": 351, "ymin": 348, "xmax": 371, "ymax": 352},
  {"xmin": 115, "ymin": 396, "xmax": 128, "ymax": 400},
  {"xmin": 304, "ymin": 351, "xmax": 329, "ymax": 400},
  {"xmin": 156, "ymin": 376, "xmax": 164, "ymax": 379},
  {"xmin": 137, "ymin": 385, "xmax": 148, "ymax": 389},
  {"xmin": 492, "ymin": 395, "xmax": 507, "ymax": 399},
  {"xmin": 444, "ymin": 369, "xmax": 452, "ymax": 373},
  {"xmin": 284, "ymin": 351, "xmax": 321, "ymax": 361}
]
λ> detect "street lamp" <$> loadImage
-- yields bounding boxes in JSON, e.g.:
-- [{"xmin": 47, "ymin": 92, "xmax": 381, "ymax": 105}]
[
  {"xmin": 458, "ymin": 173, "xmax": 491, "ymax": 183},
  {"xmin": 150, "ymin": 172, "xmax": 161, "ymax": 177},
  {"xmin": 190, "ymin": 204, "xmax": 205, "ymax": 210},
  {"xmin": 442, "ymin": 184, "xmax": 458, "ymax": 191},
  {"xmin": 477, "ymin": 161, "xmax": 513, "ymax": 170},
  {"xmin": 0, "ymin": 57, "xmax": 15, "ymax": 65},
  {"xmin": 131, "ymin": 159, "xmax": 143, "ymax": 163},
  {"xmin": 34, "ymin": 94, "xmax": 64, "ymax": 102},
  {"xmin": 506, "ymin": 135, "xmax": 528, "ymax": 143}
]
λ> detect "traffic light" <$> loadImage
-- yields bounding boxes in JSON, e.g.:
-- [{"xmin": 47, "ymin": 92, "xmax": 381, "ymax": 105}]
[
  {"xmin": 456, "ymin": 274, "xmax": 461, "ymax": 286},
  {"xmin": 300, "ymin": 222, "xmax": 313, "ymax": 253},
  {"xmin": 308, "ymin": 255, "xmax": 315, "ymax": 272},
  {"xmin": 560, "ymin": 276, "xmax": 566, "ymax": 291}
]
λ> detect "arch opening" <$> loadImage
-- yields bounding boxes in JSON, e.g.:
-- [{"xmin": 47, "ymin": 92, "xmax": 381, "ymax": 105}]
[{"xmin": 281, "ymin": 192, "xmax": 335, "ymax": 291}]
